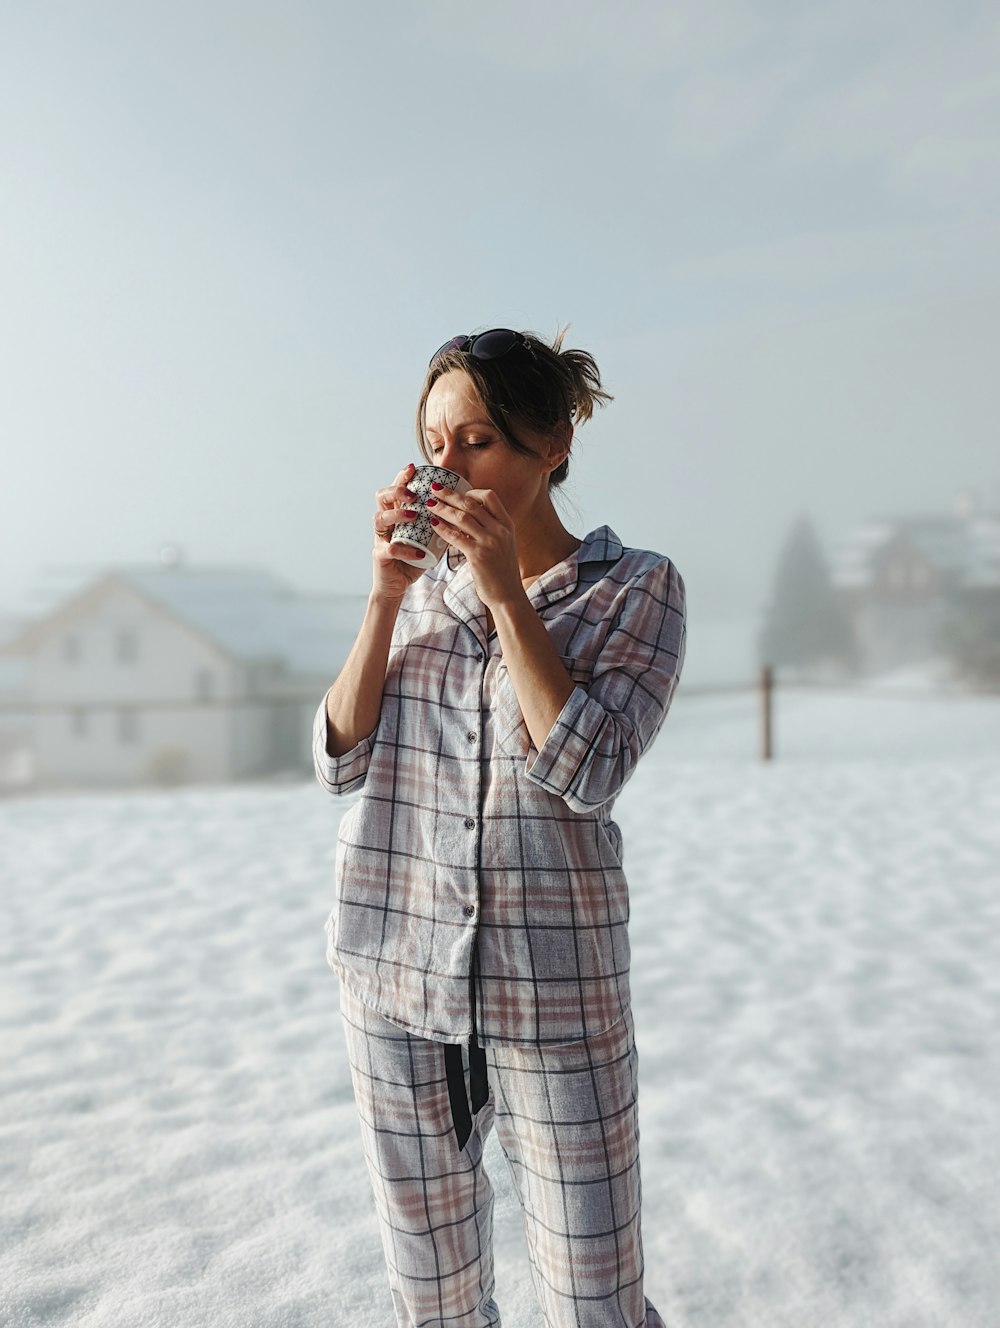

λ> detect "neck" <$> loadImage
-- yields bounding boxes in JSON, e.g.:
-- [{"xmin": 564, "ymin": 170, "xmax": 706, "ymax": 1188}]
[{"xmin": 514, "ymin": 500, "xmax": 581, "ymax": 582}]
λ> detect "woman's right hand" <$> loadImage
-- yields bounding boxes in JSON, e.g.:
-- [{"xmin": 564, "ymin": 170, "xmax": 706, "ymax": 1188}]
[{"xmin": 371, "ymin": 462, "xmax": 429, "ymax": 602}]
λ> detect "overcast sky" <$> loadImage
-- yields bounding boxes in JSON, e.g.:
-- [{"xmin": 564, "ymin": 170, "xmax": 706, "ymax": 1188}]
[{"xmin": 2, "ymin": 0, "xmax": 998, "ymax": 631}]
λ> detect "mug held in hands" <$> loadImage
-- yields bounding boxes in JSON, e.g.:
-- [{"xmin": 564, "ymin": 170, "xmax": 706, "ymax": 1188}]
[{"xmin": 389, "ymin": 465, "xmax": 472, "ymax": 571}]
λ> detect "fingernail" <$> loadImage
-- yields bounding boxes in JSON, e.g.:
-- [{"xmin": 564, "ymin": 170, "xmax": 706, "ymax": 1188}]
[
  {"xmin": 431, "ymin": 481, "xmax": 443, "ymax": 490},
  {"xmin": 430, "ymin": 517, "xmax": 440, "ymax": 526},
  {"xmin": 425, "ymin": 497, "xmax": 437, "ymax": 506},
  {"xmin": 403, "ymin": 509, "xmax": 417, "ymax": 518},
  {"xmin": 416, "ymin": 549, "xmax": 425, "ymax": 556}
]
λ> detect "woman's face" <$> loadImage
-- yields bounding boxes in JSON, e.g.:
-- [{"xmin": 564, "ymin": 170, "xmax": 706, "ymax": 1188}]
[{"xmin": 421, "ymin": 370, "xmax": 566, "ymax": 526}]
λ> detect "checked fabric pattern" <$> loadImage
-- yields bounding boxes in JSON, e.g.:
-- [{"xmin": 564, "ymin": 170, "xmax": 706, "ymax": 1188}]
[
  {"xmin": 339, "ymin": 980, "xmax": 667, "ymax": 1328},
  {"xmin": 314, "ymin": 524, "xmax": 687, "ymax": 1049}
]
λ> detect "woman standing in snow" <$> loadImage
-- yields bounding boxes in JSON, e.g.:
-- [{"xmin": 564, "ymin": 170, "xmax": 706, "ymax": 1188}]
[{"xmin": 314, "ymin": 327, "xmax": 687, "ymax": 1327}]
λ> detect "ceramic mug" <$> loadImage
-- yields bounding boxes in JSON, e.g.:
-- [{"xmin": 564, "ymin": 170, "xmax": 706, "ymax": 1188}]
[{"xmin": 389, "ymin": 465, "xmax": 472, "ymax": 571}]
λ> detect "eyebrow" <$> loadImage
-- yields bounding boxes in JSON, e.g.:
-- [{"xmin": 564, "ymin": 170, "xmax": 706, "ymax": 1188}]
[{"xmin": 424, "ymin": 421, "xmax": 496, "ymax": 437}]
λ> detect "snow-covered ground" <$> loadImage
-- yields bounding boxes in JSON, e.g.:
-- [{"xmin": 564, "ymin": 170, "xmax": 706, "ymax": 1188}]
[{"xmin": 2, "ymin": 685, "xmax": 999, "ymax": 1327}]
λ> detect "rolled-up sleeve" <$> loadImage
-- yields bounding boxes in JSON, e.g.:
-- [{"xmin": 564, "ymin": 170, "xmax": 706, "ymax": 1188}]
[
  {"xmin": 523, "ymin": 559, "xmax": 686, "ymax": 813},
  {"xmin": 312, "ymin": 686, "xmax": 376, "ymax": 796}
]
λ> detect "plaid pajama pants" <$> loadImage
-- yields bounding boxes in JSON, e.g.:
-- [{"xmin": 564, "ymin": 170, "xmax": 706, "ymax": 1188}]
[{"xmin": 339, "ymin": 980, "xmax": 666, "ymax": 1328}]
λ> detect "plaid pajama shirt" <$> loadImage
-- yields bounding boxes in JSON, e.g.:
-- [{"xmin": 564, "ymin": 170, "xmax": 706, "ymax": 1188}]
[
  {"xmin": 314, "ymin": 524, "xmax": 686, "ymax": 1049},
  {"xmin": 314, "ymin": 524, "xmax": 685, "ymax": 1325}
]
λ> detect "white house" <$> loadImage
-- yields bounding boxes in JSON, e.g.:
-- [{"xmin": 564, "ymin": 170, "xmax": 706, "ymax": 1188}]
[
  {"xmin": 0, "ymin": 614, "xmax": 32, "ymax": 792},
  {"xmin": 828, "ymin": 494, "xmax": 1000, "ymax": 674},
  {"xmin": 0, "ymin": 560, "xmax": 367, "ymax": 792}
]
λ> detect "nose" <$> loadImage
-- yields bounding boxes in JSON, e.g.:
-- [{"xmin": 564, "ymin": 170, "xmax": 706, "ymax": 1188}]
[{"xmin": 434, "ymin": 440, "xmax": 466, "ymax": 478}]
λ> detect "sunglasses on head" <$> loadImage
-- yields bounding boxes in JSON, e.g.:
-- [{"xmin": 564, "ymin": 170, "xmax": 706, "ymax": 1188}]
[{"xmin": 430, "ymin": 328, "xmax": 533, "ymax": 366}]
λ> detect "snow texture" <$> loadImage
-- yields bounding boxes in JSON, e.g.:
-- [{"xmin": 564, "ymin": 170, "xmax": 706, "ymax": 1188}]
[{"xmin": 2, "ymin": 686, "xmax": 999, "ymax": 1327}]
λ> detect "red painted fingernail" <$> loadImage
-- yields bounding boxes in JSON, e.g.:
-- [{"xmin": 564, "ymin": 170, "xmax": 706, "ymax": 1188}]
[
  {"xmin": 429, "ymin": 517, "xmax": 440, "ymax": 526},
  {"xmin": 425, "ymin": 497, "xmax": 437, "ymax": 506},
  {"xmin": 402, "ymin": 509, "xmax": 417, "ymax": 518},
  {"xmin": 431, "ymin": 481, "xmax": 443, "ymax": 490}
]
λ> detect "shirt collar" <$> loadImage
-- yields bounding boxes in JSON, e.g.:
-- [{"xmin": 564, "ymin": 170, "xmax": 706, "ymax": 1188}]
[
  {"xmin": 444, "ymin": 524, "xmax": 624, "ymax": 574},
  {"xmin": 439, "ymin": 525, "xmax": 624, "ymax": 650}
]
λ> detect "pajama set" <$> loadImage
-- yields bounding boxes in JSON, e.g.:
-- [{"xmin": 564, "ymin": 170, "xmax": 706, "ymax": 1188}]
[{"xmin": 313, "ymin": 525, "xmax": 687, "ymax": 1328}]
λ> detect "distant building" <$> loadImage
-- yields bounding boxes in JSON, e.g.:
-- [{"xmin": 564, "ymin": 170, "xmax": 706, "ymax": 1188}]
[
  {"xmin": 0, "ymin": 559, "xmax": 367, "ymax": 792},
  {"xmin": 829, "ymin": 493, "xmax": 1000, "ymax": 674},
  {"xmin": 0, "ymin": 614, "xmax": 32, "ymax": 791}
]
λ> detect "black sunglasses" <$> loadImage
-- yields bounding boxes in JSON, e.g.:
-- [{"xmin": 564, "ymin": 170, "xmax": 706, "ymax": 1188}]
[{"xmin": 429, "ymin": 328, "xmax": 533, "ymax": 366}]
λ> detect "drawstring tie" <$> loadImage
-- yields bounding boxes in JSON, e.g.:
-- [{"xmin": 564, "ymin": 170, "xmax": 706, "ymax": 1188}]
[{"xmin": 443, "ymin": 1036, "xmax": 489, "ymax": 1149}]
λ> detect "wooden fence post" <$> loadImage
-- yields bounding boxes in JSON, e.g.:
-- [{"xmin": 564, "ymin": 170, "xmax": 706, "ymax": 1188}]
[{"xmin": 760, "ymin": 664, "xmax": 773, "ymax": 761}]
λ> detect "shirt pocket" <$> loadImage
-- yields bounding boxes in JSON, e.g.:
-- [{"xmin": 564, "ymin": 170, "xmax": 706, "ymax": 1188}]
[{"xmin": 492, "ymin": 654, "xmax": 594, "ymax": 759}]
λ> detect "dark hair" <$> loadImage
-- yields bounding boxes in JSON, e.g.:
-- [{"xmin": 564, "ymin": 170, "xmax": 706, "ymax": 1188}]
[{"xmin": 414, "ymin": 325, "xmax": 612, "ymax": 487}]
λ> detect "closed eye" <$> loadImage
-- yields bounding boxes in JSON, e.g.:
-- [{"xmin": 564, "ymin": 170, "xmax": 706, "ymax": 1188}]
[{"xmin": 429, "ymin": 441, "xmax": 491, "ymax": 453}]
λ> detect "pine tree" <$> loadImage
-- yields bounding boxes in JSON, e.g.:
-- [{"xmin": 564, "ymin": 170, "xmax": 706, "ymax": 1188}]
[{"xmin": 758, "ymin": 514, "xmax": 858, "ymax": 675}]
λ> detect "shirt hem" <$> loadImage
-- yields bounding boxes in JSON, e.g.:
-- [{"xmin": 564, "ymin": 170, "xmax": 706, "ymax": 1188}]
[{"xmin": 331, "ymin": 967, "xmax": 631, "ymax": 1049}]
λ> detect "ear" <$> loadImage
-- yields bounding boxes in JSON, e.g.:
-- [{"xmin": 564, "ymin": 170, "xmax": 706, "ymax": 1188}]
[{"xmin": 545, "ymin": 422, "xmax": 573, "ymax": 473}]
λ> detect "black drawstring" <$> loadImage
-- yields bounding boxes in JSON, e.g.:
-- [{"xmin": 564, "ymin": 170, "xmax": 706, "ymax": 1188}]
[{"xmin": 443, "ymin": 1036, "xmax": 489, "ymax": 1150}]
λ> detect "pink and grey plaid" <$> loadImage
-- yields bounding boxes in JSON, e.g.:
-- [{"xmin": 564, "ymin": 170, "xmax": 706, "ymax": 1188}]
[
  {"xmin": 339, "ymin": 979, "xmax": 667, "ymax": 1328},
  {"xmin": 313, "ymin": 525, "xmax": 687, "ymax": 1052}
]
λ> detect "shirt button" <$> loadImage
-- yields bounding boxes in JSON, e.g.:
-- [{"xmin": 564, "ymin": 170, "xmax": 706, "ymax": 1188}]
[
  {"xmin": 466, "ymin": 731, "xmax": 477, "ymax": 743},
  {"xmin": 463, "ymin": 904, "xmax": 476, "ymax": 917},
  {"xmin": 464, "ymin": 817, "xmax": 476, "ymax": 829}
]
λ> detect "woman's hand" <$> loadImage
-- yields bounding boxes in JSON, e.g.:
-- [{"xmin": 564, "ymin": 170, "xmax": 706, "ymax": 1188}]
[
  {"xmin": 425, "ymin": 485, "xmax": 525, "ymax": 610},
  {"xmin": 371, "ymin": 463, "xmax": 429, "ymax": 603}
]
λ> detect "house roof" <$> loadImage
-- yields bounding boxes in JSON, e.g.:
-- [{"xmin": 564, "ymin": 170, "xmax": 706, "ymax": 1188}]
[
  {"xmin": 120, "ymin": 566, "xmax": 367, "ymax": 673},
  {"xmin": 0, "ymin": 565, "xmax": 369, "ymax": 679},
  {"xmin": 830, "ymin": 511, "xmax": 1000, "ymax": 589}
]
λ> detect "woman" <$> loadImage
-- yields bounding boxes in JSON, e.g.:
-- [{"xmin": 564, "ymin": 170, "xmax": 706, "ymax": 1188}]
[{"xmin": 314, "ymin": 327, "xmax": 687, "ymax": 1328}]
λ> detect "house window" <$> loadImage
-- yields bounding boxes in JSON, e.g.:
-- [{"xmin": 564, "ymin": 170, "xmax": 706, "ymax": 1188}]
[
  {"xmin": 116, "ymin": 629, "xmax": 138, "ymax": 664},
  {"xmin": 195, "ymin": 669, "xmax": 214, "ymax": 702},
  {"xmin": 63, "ymin": 634, "xmax": 81, "ymax": 663},
  {"xmin": 71, "ymin": 709, "xmax": 88, "ymax": 737},
  {"xmin": 118, "ymin": 709, "xmax": 139, "ymax": 744}
]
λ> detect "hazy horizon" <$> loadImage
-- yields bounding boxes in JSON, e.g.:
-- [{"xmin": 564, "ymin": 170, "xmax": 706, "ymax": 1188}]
[{"xmin": 3, "ymin": 1, "xmax": 998, "ymax": 627}]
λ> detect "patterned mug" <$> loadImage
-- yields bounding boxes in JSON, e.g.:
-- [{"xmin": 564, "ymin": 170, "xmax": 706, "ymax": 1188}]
[{"xmin": 389, "ymin": 465, "xmax": 472, "ymax": 571}]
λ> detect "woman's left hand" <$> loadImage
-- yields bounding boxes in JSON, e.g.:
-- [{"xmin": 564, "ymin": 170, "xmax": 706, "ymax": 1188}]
[{"xmin": 428, "ymin": 486, "xmax": 524, "ymax": 609}]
